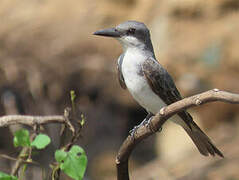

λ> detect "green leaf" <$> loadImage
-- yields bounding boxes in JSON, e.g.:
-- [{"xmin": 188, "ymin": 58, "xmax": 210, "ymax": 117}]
[
  {"xmin": 55, "ymin": 150, "xmax": 67, "ymax": 162},
  {"xmin": 0, "ymin": 171, "xmax": 18, "ymax": 180},
  {"xmin": 31, "ymin": 134, "xmax": 51, "ymax": 149},
  {"xmin": 55, "ymin": 145, "xmax": 87, "ymax": 180},
  {"xmin": 13, "ymin": 129, "xmax": 30, "ymax": 147}
]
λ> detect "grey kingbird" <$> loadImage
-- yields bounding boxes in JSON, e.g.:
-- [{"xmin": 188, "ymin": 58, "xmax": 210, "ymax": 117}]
[{"xmin": 94, "ymin": 21, "xmax": 223, "ymax": 157}]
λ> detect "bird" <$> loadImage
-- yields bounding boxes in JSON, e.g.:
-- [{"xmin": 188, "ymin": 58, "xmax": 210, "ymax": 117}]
[{"xmin": 93, "ymin": 20, "xmax": 223, "ymax": 157}]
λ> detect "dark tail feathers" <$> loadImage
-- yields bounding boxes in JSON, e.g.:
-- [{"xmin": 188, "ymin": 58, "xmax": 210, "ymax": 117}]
[{"xmin": 179, "ymin": 112, "xmax": 224, "ymax": 158}]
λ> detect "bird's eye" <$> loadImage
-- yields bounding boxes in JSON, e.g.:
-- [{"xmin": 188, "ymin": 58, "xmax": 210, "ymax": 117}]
[{"xmin": 127, "ymin": 28, "xmax": 136, "ymax": 35}]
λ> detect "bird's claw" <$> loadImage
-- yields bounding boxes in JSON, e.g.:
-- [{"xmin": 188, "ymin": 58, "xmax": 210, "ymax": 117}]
[
  {"xmin": 129, "ymin": 125, "xmax": 140, "ymax": 137},
  {"xmin": 129, "ymin": 116, "xmax": 163, "ymax": 137},
  {"xmin": 129, "ymin": 116, "xmax": 153, "ymax": 137}
]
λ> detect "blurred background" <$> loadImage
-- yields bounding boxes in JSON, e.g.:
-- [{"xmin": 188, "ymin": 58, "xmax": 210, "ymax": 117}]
[{"xmin": 0, "ymin": 0, "xmax": 239, "ymax": 179}]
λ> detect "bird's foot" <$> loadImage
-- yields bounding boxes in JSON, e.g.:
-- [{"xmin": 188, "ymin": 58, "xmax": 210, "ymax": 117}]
[
  {"xmin": 144, "ymin": 116, "xmax": 163, "ymax": 132},
  {"xmin": 129, "ymin": 116, "xmax": 153, "ymax": 137},
  {"xmin": 129, "ymin": 125, "xmax": 140, "ymax": 137}
]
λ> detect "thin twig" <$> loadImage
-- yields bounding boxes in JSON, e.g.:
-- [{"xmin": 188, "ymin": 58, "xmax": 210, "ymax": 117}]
[
  {"xmin": 51, "ymin": 107, "xmax": 83, "ymax": 180},
  {"xmin": 116, "ymin": 89, "xmax": 239, "ymax": 180},
  {"xmin": 0, "ymin": 154, "xmax": 39, "ymax": 165}
]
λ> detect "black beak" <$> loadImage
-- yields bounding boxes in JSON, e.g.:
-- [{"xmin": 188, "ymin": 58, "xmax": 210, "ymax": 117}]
[{"xmin": 93, "ymin": 28, "xmax": 121, "ymax": 38}]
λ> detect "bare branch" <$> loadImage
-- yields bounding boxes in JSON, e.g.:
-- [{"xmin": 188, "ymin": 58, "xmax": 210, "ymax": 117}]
[
  {"xmin": 116, "ymin": 89, "xmax": 239, "ymax": 180},
  {"xmin": 0, "ymin": 115, "xmax": 66, "ymax": 127}
]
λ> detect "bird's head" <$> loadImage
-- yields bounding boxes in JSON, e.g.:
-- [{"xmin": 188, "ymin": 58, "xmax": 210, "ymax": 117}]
[{"xmin": 94, "ymin": 21, "xmax": 152, "ymax": 50}]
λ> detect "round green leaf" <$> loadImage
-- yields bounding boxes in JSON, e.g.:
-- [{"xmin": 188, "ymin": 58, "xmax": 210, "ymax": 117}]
[
  {"xmin": 31, "ymin": 134, "xmax": 51, "ymax": 149},
  {"xmin": 13, "ymin": 129, "xmax": 30, "ymax": 147},
  {"xmin": 55, "ymin": 150, "xmax": 67, "ymax": 163}
]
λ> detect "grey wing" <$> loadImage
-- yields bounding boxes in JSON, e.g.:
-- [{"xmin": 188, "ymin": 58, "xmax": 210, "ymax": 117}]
[
  {"xmin": 142, "ymin": 58, "xmax": 182, "ymax": 105},
  {"xmin": 117, "ymin": 54, "xmax": 127, "ymax": 89},
  {"xmin": 142, "ymin": 58, "xmax": 192, "ymax": 128}
]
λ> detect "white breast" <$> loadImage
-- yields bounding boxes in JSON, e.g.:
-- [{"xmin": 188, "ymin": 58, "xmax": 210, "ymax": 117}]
[{"xmin": 121, "ymin": 48, "xmax": 166, "ymax": 114}]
